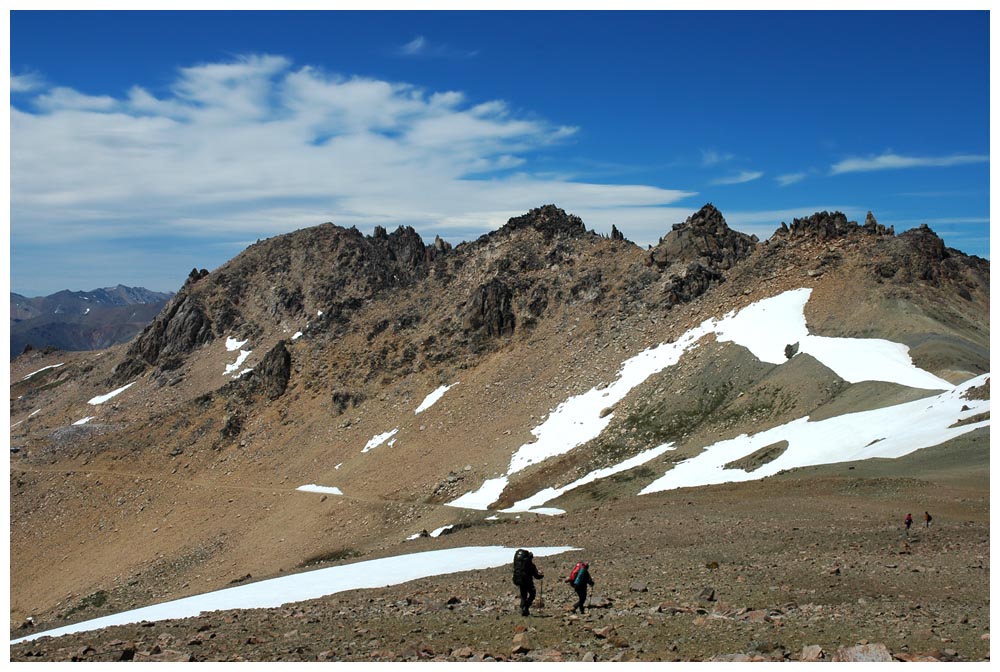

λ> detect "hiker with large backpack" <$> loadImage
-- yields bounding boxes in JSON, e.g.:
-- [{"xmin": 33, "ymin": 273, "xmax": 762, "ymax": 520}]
[
  {"xmin": 566, "ymin": 561, "xmax": 595, "ymax": 614},
  {"xmin": 512, "ymin": 549, "xmax": 544, "ymax": 616}
]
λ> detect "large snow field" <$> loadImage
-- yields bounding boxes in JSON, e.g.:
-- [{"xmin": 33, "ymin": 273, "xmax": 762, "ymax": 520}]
[
  {"xmin": 639, "ymin": 373, "xmax": 990, "ymax": 494},
  {"xmin": 10, "ymin": 546, "xmax": 576, "ymax": 645},
  {"xmin": 449, "ymin": 288, "xmax": 982, "ymax": 512}
]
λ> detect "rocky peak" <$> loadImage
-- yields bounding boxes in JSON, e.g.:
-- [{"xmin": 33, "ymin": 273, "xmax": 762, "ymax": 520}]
[
  {"xmin": 368, "ymin": 225, "xmax": 435, "ymax": 268},
  {"xmin": 649, "ymin": 203, "xmax": 757, "ymax": 271},
  {"xmin": 773, "ymin": 210, "xmax": 894, "ymax": 242},
  {"xmin": 499, "ymin": 205, "xmax": 587, "ymax": 240},
  {"xmin": 898, "ymin": 223, "xmax": 947, "ymax": 261}
]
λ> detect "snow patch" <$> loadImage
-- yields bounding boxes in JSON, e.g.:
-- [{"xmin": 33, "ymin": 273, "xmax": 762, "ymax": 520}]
[
  {"xmin": 504, "ymin": 444, "xmax": 675, "ymax": 515},
  {"xmin": 225, "ymin": 337, "xmax": 248, "ymax": 352},
  {"xmin": 225, "ymin": 350, "xmax": 252, "ymax": 376},
  {"xmin": 430, "ymin": 525, "xmax": 454, "ymax": 537},
  {"xmin": 292, "ymin": 332, "xmax": 303, "ymax": 340},
  {"xmin": 10, "ymin": 546, "xmax": 577, "ymax": 645},
  {"xmin": 415, "ymin": 383, "xmax": 459, "ymax": 414},
  {"xmin": 88, "ymin": 382, "xmax": 135, "ymax": 405},
  {"xmin": 21, "ymin": 363, "xmax": 64, "ymax": 380},
  {"xmin": 72, "ymin": 417, "xmax": 95, "ymax": 426},
  {"xmin": 362, "ymin": 428, "xmax": 399, "ymax": 453},
  {"xmin": 296, "ymin": 484, "xmax": 343, "ymax": 496}
]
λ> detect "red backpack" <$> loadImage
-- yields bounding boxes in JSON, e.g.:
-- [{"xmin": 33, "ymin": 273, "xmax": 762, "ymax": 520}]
[{"xmin": 568, "ymin": 562, "xmax": 585, "ymax": 584}]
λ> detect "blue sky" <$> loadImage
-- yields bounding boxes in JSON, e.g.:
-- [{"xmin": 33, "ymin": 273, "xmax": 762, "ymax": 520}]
[{"xmin": 8, "ymin": 9, "xmax": 991, "ymax": 296}]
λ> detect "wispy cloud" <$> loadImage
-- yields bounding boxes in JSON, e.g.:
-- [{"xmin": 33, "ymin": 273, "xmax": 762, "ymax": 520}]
[
  {"xmin": 400, "ymin": 36, "xmax": 428, "ymax": 56},
  {"xmin": 11, "ymin": 54, "xmax": 697, "ymax": 293},
  {"xmin": 776, "ymin": 172, "xmax": 806, "ymax": 187},
  {"xmin": 701, "ymin": 149, "xmax": 734, "ymax": 166},
  {"xmin": 711, "ymin": 170, "xmax": 763, "ymax": 185},
  {"xmin": 831, "ymin": 151, "xmax": 989, "ymax": 174},
  {"xmin": 11, "ymin": 71, "xmax": 45, "ymax": 92},
  {"xmin": 397, "ymin": 35, "xmax": 478, "ymax": 59}
]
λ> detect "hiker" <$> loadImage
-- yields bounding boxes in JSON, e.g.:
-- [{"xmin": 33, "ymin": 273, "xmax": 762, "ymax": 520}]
[
  {"xmin": 904, "ymin": 513, "xmax": 913, "ymax": 534},
  {"xmin": 924, "ymin": 511, "xmax": 932, "ymax": 528},
  {"xmin": 567, "ymin": 561, "xmax": 595, "ymax": 614},
  {"xmin": 512, "ymin": 549, "xmax": 544, "ymax": 616}
]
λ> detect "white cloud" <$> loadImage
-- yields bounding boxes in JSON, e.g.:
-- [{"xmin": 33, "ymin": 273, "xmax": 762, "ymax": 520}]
[
  {"xmin": 711, "ymin": 170, "xmax": 764, "ymax": 185},
  {"xmin": 11, "ymin": 72, "xmax": 45, "ymax": 92},
  {"xmin": 11, "ymin": 53, "xmax": 697, "ymax": 259},
  {"xmin": 776, "ymin": 172, "xmax": 806, "ymax": 186},
  {"xmin": 831, "ymin": 151, "xmax": 989, "ymax": 174},
  {"xmin": 700, "ymin": 149, "xmax": 734, "ymax": 166},
  {"xmin": 35, "ymin": 87, "xmax": 118, "ymax": 111}
]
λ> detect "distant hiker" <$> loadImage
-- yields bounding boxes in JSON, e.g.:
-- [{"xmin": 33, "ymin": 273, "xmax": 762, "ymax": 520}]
[
  {"xmin": 904, "ymin": 513, "xmax": 913, "ymax": 535},
  {"xmin": 566, "ymin": 561, "xmax": 595, "ymax": 614},
  {"xmin": 924, "ymin": 511, "xmax": 933, "ymax": 528},
  {"xmin": 512, "ymin": 549, "xmax": 544, "ymax": 616}
]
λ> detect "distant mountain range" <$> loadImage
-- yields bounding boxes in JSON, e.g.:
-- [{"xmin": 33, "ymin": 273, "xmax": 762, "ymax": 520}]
[{"xmin": 10, "ymin": 285, "xmax": 173, "ymax": 359}]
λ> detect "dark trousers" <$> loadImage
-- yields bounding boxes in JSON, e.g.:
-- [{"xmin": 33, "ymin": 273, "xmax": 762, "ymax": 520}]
[
  {"xmin": 573, "ymin": 585, "xmax": 588, "ymax": 613},
  {"xmin": 519, "ymin": 582, "xmax": 536, "ymax": 615}
]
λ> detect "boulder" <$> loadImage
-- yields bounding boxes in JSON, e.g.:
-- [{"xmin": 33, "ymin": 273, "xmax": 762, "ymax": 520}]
[
  {"xmin": 511, "ymin": 632, "xmax": 533, "ymax": 655},
  {"xmin": 800, "ymin": 644, "xmax": 824, "ymax": 661},
  {"xmin": 832, "ymin": 643, "xmax": 893, "ymax": 662}
]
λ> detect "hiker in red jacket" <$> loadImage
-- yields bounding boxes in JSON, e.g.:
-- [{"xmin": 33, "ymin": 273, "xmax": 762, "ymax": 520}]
[
  {"xmin": 904, "ymin": 513, "xmax": 913, "ymax": 535},
  {"xmin": 568, "ymin": 562, "xmax": 595, "ymax": 614}
]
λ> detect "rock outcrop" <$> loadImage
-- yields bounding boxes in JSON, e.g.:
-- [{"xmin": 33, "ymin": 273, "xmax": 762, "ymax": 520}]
[
  {"xmin": 499, "ymin": 205, "xmax": 587, "ymax": 241},
  {"xmin": 649, "ymin": 203, "xmax": 757, "ymax": 271},
  {"xmin": 648, "ymin": 204, "xmax": 757, "ymax": 309},
  {"xmin": 463, "ymin": 279, "xmax": 516, "ymax": 341}
]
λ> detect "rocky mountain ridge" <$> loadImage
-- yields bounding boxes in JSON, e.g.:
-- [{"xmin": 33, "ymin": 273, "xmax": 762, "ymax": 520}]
[{"xmin": 9, "ymin": 203, "xmax": 990, "ymax": 661}]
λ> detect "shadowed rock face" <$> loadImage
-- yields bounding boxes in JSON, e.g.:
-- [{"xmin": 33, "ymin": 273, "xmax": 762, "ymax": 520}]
[
  {"xmin": 128, "ymin": 294, "xmax": 214, "ymax": 367},
  {"xmin": 463, "ymin": 278, "xmax": 516, "ymax": 341},
  {"xmin": 255, "ymin": 340, "xmax": 292, "ymax": 400}
]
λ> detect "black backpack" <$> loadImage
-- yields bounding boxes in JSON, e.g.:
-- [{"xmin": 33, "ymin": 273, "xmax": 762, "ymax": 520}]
[{"xmin": 512, "ymin": 549, "xmax": 530, "ymax": 586}]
